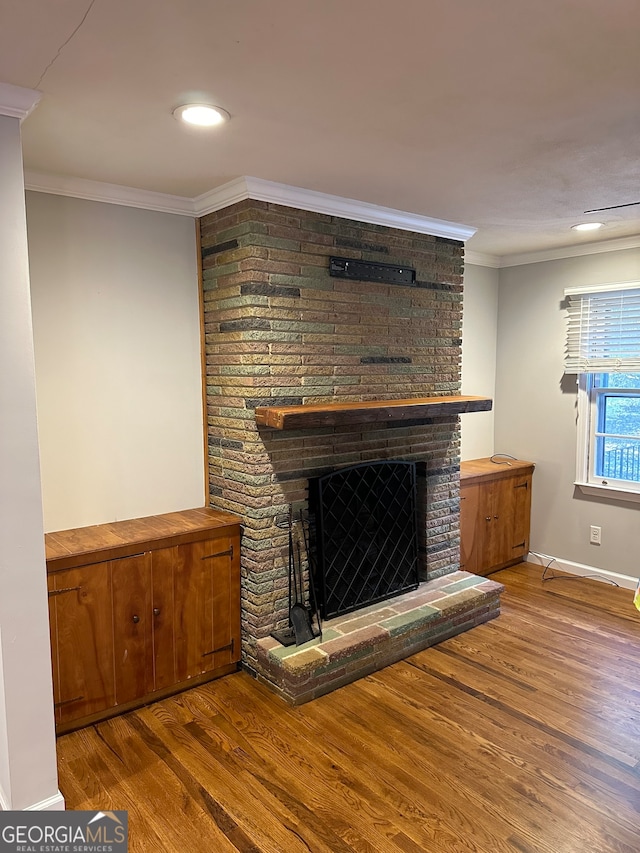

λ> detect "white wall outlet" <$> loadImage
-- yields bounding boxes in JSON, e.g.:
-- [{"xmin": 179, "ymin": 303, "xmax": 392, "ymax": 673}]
[{"xmin": 590, "ymin": 525, "xmax": 602, "ymax": 545}]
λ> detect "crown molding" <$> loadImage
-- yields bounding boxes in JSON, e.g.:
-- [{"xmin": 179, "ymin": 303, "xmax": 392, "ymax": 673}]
[
  {"xmin": 192, "ymin": 176, "xmax": 255, "ymax": 215},
  {"xmin": 498, "ymin": 233, "xmax": 640, "ymax": 268},
  {"xmin": 22, "ymin": 171, "xmax": 640, "ymax": 266},
  {"xmin": 464, "ymin": 249, "xmax": 500, "ymax": 268},
  {"xmin": 195, "ymin": 176, "xmax": 477, "ymax": 241},
  {"xmin": 26, "ymin": 172, "xmax": 477, "ymax": 241},
  {"xmin": 24, "ymin": 171, "xmax": 195, "ymax": 215},
  {"xmin": 0, "ymin": 82, "xmax": 41, "ymax": 120}
]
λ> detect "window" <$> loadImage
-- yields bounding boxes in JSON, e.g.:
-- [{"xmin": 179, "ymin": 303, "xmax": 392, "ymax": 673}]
[
  {"xmin": 587, "ymin": 373, "xmax": 640, "ymax": 487},
  {"xmin": 565, "ymin": 283, "xmax": 640, "ymax": 498}
]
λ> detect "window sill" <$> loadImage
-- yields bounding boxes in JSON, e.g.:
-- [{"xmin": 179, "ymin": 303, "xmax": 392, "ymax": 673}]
[{"xmin": 575, "ymin": 481, "xmax": 640, "ymax": 504}]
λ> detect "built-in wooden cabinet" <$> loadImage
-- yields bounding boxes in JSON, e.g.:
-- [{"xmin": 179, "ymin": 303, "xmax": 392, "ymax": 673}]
[
  {"xmin": 46, "ymin": 508, "xmax": 242, "ymax": 733},
  {"xmin": 460, "ymin": 458, "xmax": 534, "ymax": 576}
]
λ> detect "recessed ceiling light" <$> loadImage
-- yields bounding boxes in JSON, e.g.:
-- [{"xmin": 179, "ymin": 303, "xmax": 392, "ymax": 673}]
[
  {"xmin": 172, "ymin": 104, "xmax": 230, "ymax": 127},
  {"xmin": 571, "ymin": 222, "xmax": 604, "ymax": 232}
]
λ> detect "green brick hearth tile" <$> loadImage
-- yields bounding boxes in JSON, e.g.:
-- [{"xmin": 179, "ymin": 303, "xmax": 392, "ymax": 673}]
[
  {"xmin": 311, "ymin": 628, "xmax": 342, "ymax": 643},
  {"xmin": 379, "ymin": 605, "xmax": 440, "ymax": 637},
  {"xmin": 440, "ymin": 575, "xmax": 487, "ymax": 594},
  {"xmin": 428, "ymin": 571, "xmax": 468, "ymax": 589},
  {"xmin": 331, "ymin": 607, "xmax": 397, "ymax": 634},
  {"xmin": 266, "ymin": 642, "xmax": 314, "ymax": 662},
  {"xmin": 429, "ymin": 587, "xmax": 485, "ymax": 614}
]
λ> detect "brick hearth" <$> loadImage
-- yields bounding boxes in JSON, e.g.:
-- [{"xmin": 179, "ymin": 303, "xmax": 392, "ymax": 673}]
[{"xmin": 257, "ymin": 572, "xmax": 503, "ymax": 704}]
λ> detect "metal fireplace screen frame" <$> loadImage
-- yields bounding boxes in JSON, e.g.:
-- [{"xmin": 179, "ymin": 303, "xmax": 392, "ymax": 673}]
[{"xmin": 310, "ymin": 461, "xmax": 420, "ymax": 619}]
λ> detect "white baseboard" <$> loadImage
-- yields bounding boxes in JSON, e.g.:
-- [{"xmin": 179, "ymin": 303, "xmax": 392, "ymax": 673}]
[
  {"xmin": 24, "ymin": 790, "xmax": 66, "ymax": 811},
  {"xmin": 1, "ymin": 788, "xmax": 65, "ymax": 811},
  {"xmin": 527, "ymin": 552, "xmax": 638, "ymax": 591}
]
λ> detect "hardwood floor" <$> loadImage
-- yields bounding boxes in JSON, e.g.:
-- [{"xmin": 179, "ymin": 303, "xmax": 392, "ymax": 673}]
[{"xmin": 57, "ymin": 563, "xmax": 640, "ymax": 852}]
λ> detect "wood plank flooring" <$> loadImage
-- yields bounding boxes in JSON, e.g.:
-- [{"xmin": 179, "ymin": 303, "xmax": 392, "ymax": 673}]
[{"xmin": 57, "ymin": 563, "xmax": 640, "ymax": 852}]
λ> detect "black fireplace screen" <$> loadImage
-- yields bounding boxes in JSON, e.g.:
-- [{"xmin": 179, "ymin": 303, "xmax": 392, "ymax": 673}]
[{"xmin": 310, "ymin": 461, "xmax": 420, "ymax": 619}]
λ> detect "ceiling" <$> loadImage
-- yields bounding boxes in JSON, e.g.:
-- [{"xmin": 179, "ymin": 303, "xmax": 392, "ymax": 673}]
[{"xmin": 2, "ymin": 0, "xmax": 639, "ymax": 260}]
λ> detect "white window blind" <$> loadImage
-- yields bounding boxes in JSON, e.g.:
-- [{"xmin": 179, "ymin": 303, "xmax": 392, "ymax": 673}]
[{"xmin": 564, "ymin": 282, "xmax": 640, "ymax": 373}]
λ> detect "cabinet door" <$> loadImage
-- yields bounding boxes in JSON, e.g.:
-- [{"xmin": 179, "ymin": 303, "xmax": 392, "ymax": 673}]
[
  {"xmin": 481, "ymin": 477, "xmax": 517, "ymax": 571},
  {"xmin": 174, "ymin": 534, "xmax": 239, "ymax": 682},
  {"xmin": 150, "ymin": 547, "xmax": 176, "ymax": 691},
  {"xmin": 510, "ymin": 474, "xmax": 532, "ymax": 562},
  {"xmin": 112, "ymin": 553, "xmax": 154, "ymax": 704},
  {"xmin": 50, "ymin": 565, "xmax": 115, "ymax": 724},
  {"xmin": 477, "ymin": 473, "xmax": 532, "ymax": 573},
  {"xmin": 459, "ymin": 483, "xmax": 480, "ymax": 573}
]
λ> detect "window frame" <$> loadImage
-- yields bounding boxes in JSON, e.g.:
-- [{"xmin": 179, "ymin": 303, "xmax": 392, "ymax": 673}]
[{"xmin": 576, "ymin": 373, "xmax": 640, "ymax": 502}]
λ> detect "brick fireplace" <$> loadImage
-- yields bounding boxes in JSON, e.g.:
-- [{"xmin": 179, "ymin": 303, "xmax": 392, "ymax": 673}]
[{"xmin": 199, "ymin": 197, "xmax": 502, "ymax": 701}]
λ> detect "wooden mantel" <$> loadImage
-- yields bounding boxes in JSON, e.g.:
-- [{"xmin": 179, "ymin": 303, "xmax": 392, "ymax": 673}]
[{"xmin": 255, "ymin": 395, "xmax": 492, "ymax": 430}]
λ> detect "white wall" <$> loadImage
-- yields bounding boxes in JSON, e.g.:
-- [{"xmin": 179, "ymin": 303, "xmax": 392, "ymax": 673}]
[
  {"xmin": 26, "ymin": 193, "xmax": 205, "ymax": 531},
  {"xmin": 461, "ymin": 262, "xmax": 498, "ymax": 460},
  {"xmin": 495, "ymin": 247, "xmax": 640, "ymax": 579}
]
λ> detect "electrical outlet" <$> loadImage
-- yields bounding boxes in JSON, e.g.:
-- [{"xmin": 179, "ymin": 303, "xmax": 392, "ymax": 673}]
[{"xmin": 590, "ymin": 525, "xmax": 602, "ymax": 545}]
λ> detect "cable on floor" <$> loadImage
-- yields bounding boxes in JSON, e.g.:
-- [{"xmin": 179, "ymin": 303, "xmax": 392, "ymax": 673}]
[{"xmin": 528, "ymin": 551, "xmax": 619, "ymax": 586}]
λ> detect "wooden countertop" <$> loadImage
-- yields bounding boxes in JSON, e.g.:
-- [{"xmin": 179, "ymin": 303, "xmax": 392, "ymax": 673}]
[
  {"xmin": 45, "ymin": 507, "xmax": 242, "ymax": 572},
  {"xmin": 460, "ymin": 456, "xmax": 535, "ymax": 485}
]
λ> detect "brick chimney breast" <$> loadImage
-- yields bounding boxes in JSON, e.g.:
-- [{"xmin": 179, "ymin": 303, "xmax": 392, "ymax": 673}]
[{"xmin": 199, "ymin": 199, "xmax": 465, "ymax": 681}]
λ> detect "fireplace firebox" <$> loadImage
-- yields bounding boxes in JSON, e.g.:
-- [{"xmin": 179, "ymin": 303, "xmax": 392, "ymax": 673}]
[{"xmin": 309, "ymin": 461, "xmax": 420, "ymax": 619}]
